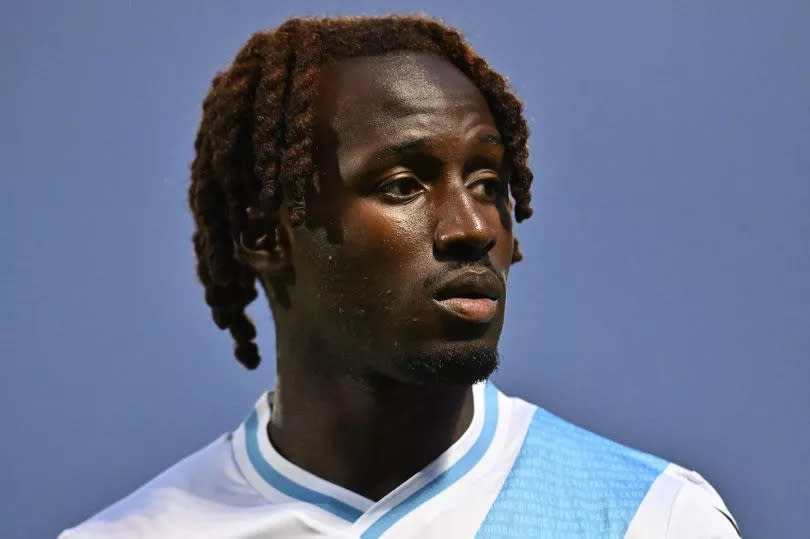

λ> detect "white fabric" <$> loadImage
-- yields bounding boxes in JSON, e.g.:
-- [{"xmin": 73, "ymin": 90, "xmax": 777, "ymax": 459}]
[
  {"xmin": 626, "ymin": 463, "xmax": 740, "ymax": 538},
  {"xmin": 60, "ymin": 385, "xmax": 740, "ymax": 538},
  {"xmin": 378, "ymin": 391, "xmax": 534, "ymax": 538}
]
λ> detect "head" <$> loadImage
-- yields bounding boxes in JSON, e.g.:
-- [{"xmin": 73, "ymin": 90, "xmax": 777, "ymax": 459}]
[{"xmin": 188, "ymin": 16, "xmax": 533, "ymax": 386}]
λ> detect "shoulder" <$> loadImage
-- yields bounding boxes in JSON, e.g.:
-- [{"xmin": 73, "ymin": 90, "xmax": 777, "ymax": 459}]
[
  {"xmin": 510, "ymin": 398, "xmax": 672, "ymax": 485},
  {"xmin": 627, "ymin": 463, "xmax": 741, "ymax": 538},
  {"xmin": 496, "ymin": 394, "xmax": 740, "ymax": 537},
  {"xmin": 59, "ymin": 433, "xmax": 264, "ymax": 539}
]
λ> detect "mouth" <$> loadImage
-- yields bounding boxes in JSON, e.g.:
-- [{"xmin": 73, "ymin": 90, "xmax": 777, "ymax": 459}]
[{"xmin": 431, "ymin": 271, "xmax": 502, "ymax": 323}]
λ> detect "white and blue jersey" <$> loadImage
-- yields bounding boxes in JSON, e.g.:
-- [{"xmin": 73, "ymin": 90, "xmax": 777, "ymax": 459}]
[{"xmin": 61, "ymin": 383, "xmax": 740, "ymax": 538}]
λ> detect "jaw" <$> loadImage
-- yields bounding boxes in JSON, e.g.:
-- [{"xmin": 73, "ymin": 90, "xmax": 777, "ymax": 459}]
[
  {"xmin": 358, "ymin": 339, "xmax": 501, "ymax": 387},
  {"xmin": 398, "ymin": 343, "xmax": 501, "ymax": 386}
]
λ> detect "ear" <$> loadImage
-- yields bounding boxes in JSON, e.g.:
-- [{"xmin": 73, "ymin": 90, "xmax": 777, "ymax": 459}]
[{"xmin": 233, "ymin": 206, "xmax": 293, "ymax": 277}]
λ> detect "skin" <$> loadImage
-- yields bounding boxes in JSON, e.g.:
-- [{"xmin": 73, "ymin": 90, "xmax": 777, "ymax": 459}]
[{"xmin": 237, "ymin": 52, "xmax": 515, "ymax": 501}]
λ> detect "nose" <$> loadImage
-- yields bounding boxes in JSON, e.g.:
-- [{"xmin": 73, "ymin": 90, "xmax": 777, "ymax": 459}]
[{"xmin": 433, "ymin": 184, "xmax": 496, "ymax": 261}]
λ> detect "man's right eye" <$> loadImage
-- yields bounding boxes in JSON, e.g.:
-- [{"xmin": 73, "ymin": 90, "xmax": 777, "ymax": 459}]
[{"xmin": 377, "ymin": 177, "xmax": 424, "ymax": 200}]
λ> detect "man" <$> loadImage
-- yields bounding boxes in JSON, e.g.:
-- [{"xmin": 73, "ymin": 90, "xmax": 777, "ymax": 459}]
[{"xmin": 61, "ymin": 15, "xmax": 741, "ymax": 538}]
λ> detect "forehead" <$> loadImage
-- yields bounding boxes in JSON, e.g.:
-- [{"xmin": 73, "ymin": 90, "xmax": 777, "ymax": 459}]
[{"xmin": 315, "ymin": 52, "xmax": 496, "ymax": 153}]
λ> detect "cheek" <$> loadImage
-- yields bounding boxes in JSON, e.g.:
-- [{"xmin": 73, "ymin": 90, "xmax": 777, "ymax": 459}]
[
  {"xmin": 496, "ymin": 226, "xmax": 515, "ymax": 272},
  {"xmin": 295, "ymin": 202, "xmax": 429, "ymax": 347},
  {"xmin": 341, "ymin": 199, "xmax": 429, "ymax": 271},
  {"xmin": 334, "ymin": 202, "xmax": 432, "ymax": 323}
]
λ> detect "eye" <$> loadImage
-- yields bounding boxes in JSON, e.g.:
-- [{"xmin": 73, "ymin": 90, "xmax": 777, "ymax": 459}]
[
  {"xmin": 470, "ymin": 175, "xmax": 502, "ymax": 202},
  {"xmin": 377, "ymin": 176, "xmax": 424, "ymax": 201}
]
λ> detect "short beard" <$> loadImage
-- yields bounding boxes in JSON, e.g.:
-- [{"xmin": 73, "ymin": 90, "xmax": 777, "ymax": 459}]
[{"xmin": 401, "ymin": 344, "xmax": 500, "ymax": 386}]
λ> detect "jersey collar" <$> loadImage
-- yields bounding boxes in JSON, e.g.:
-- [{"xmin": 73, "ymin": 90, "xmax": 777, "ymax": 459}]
[{"xmin": 232, "ymin": 381, "xmax": 498, "ymax": 534}]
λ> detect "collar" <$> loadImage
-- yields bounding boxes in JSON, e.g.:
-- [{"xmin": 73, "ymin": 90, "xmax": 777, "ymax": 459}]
[{"xmin": 231, "ymin": 381, "xmax": 499, "ymax": 535}]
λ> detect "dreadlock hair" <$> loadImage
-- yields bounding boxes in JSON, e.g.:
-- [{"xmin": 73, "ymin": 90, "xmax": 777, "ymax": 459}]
[{"xmin": 188, "ymin": 15, "xmax": 534, "ymax": 370}]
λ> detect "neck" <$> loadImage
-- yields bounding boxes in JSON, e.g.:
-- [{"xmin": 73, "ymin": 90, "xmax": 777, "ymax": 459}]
[{"xmin": 268, "ymin": 351, "xmax": 474, "ymax": 501}]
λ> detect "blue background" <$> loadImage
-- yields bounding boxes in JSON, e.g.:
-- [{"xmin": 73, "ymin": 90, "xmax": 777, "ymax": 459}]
[{"xmin": 2, "ymin": 1, "xmax": 808, "ymax": 537}]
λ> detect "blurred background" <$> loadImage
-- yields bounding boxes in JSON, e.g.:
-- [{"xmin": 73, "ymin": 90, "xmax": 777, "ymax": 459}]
[{"xmin": 2, "ymin": 1, "xmax": 808, "ymax": 537}]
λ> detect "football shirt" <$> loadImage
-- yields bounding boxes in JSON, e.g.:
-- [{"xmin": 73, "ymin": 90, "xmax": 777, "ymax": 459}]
[{"xmin": 61, "ymin": 382, "xmax": 740, "ymax": 538}]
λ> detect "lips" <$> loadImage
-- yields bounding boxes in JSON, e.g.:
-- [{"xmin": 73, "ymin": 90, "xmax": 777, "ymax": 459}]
[{"xmin": 431, "ymin": 270, "xmax": 503, "ymax": 323}]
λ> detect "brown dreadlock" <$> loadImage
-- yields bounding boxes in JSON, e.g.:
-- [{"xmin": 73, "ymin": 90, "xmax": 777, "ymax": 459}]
[{"xmin": 188, "ymin": 15, "xmax": 534, "ymax": 370}]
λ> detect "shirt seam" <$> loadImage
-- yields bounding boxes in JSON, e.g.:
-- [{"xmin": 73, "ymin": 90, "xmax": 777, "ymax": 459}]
[{"xmin": 664, "ymin": 481, "xmax": 686, "ymax": 539}]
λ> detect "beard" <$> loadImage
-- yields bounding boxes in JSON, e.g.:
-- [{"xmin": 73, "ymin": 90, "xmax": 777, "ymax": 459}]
[
  {"xmin": 341, "ymin": 333, "xmax": 501, "ymax": 389},
  {"xmin": 399, "ymin": 343, "xmax": 500, "ymax": 386}
]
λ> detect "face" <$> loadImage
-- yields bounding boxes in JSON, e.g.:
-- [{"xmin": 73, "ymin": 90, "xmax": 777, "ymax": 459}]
[{"xmin": 281, "ymin": 52, "xmax": 515, "ymax": 385}]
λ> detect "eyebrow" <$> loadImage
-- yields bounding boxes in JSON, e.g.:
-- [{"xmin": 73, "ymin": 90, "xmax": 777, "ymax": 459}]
[
  {"xmin": 477, "ymin": 133, "xmax": 503, "ymax": 146},
  {"xmin": 371, "ymin": 133, "xmax": 503, "ymax": 162},
  {"xmin": 372, "ymin": 138, "xmax": 428, "ymax": 161}
]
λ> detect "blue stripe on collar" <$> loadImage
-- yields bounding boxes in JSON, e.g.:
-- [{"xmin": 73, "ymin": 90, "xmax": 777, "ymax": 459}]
[
  {"xmin": 243, "ymin": 410, "xmax": 364, "ymax": 522},
  {"xmin": 361, "ymin": 381, "xmax": 500, "ymax": 538}
]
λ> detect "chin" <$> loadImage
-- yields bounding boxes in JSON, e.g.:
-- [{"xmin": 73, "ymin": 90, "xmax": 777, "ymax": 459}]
[{"xmin": 399, "ymin": 342, "xmax": 500, "ymax": 386}]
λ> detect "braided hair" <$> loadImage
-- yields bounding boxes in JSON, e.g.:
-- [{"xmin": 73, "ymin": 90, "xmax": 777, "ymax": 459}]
[{"xmin": 188, "ymin": 15, "xmax": 534, "ymax": 370}]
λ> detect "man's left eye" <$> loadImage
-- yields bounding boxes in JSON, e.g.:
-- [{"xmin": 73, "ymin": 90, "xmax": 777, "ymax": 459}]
[{"xmin": 470, "ymin": 177, "xmax": 501, "ymax": 201}]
